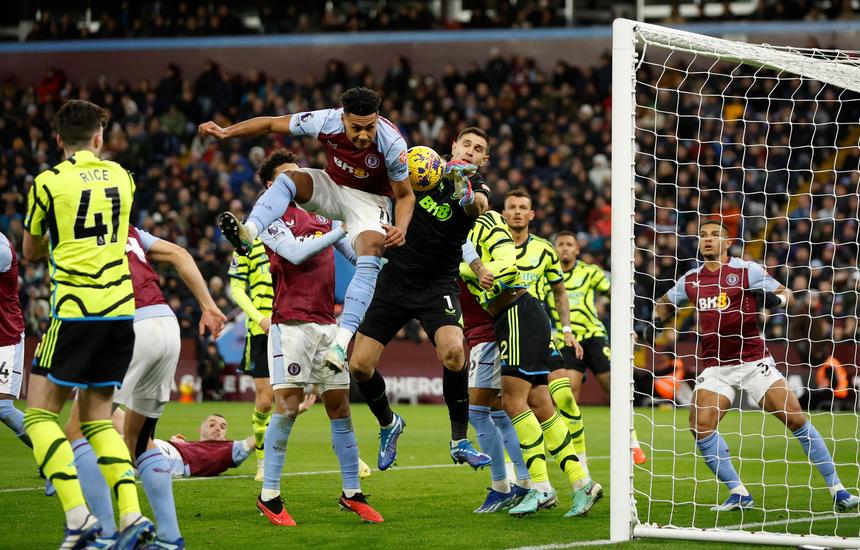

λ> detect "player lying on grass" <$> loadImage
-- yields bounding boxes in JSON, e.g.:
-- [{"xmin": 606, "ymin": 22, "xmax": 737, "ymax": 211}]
[
  {"xmin": 350, "ymin": 128, "xmax": 492, "ymax": 472},
  {"xmin": 254, "ymin": 150, "xmax": 383, "ymax": 525},
  {"xmin": 650, "ymin": 218, "xmax": 860, "ymax": 512}
]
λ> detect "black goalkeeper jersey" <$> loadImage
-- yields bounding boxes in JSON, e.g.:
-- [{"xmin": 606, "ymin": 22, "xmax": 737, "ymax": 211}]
[{"xmin": 384, "ymin": 170, "xmax": 490, "ymax": 285}]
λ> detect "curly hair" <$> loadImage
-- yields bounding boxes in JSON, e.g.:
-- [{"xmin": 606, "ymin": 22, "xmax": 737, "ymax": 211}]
[
  {"xmin": 257, "ymin": 149, "xmax": 298, "ymax": 184},
  {"xmin": 341, "ymin": 87, "xmax": 381, "ymax": 116}
]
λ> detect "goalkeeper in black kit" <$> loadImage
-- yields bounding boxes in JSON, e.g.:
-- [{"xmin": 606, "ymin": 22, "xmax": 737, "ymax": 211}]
[{"xmin": 349, "ymin": 127, "xmax": 493, "ymax": 472}]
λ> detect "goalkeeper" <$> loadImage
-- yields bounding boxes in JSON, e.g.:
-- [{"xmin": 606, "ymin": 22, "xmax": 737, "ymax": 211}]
[{"xmin": 650, "ymin": 219, "xmax": 860, "ymax": 512}]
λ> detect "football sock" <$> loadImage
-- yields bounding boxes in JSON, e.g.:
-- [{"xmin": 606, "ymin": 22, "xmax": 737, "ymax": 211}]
[
  {"xmin": 247, "ymin": 172, "xmax": 296, "ymax": 235},
  {"xmin": 24, "ymin": 408, "xmax": 86, "ymax": 513},
  {"xmin": 510, "ymin": 409, "xmax": 548, "ymax": 484},
  {"xmin": 137, "ymin": 448, "xmax": 181, "ymax": 542},
  {"xmin": 443, "ymin": 366, "xmax": 469, "ymax": 440},
  {"xmin": 263, "ymin": 414, "xmax": 294, "ymax": 495},
  {"xmin": 81, "ymin": 420, "xmax": 140, "ymax": 518},
  {"xmin": 696, "ymin": 431, "xmax": 743, "ymax": 491},
  {"xmin": 541, "ymin": 411, "xmax": 588, "ymax": 486},
  {"xmin": 491, "ymin": 410, "xmax": 530, "ymax": 482},
  {"xmin": 338, "ymin": 256, "xmax": 382, "ymax": 345},
  {"xmin": 330, "ymin": 417, "xmax": 361, "ymax": 493},
  {"xmin": 548, "ymin": 378, "xmax": 587, "ymax": 459},
  {"xmin": 356, "ymin": 370, "xmax": 394, "ymax": 427},
  {"xmin": 71, "ymin": 438, "xmax": 116, "ymax": 536},
  {"xmin": 793, "ymin": 420, "xmax": 840, "ymax": 487},
  {"xmin": 469, "ymin": 405, "xmax": 507, "ymax": 482},
  {"xmin": 0, "ymin": 399, "xmax": 31, "ymax": 447},
  {"xmin": 252, "ymin": 408, "xmax": 271, "ymax": 461}
]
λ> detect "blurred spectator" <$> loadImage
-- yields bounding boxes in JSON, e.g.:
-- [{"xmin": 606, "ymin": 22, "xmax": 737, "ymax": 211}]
[{"xmin": 198, "ymin": 341, "xmax": 225, "ymax": 401}]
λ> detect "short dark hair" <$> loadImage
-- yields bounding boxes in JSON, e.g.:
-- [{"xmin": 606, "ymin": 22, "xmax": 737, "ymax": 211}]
[
  {"xmin": 341, "ymin": 87, "xmax": 381, "ymax": 116},
  {"xmin": 54, "ymin": 100, "xmax": 109, "ymax": 148},
  {"xmin": 555, "ymin": 230, "xmax": 577, "ymax": 242},
  {"xmin": 699, "ymin": 218, "xmax": 728, "ymax": 236},
  {"xmin": 208, "ymin": 414, "xmax": 226, "ymax": 421},
  {"xmin": 457, "ymin": 126, "xmax": 489, "ymax": 147},
  {"xmin": 505, "ymin": 188, "xmax": 532, "ymax": 208},
  {"xmin": 258, "ymin": 149, "xmax": 298, "ymax": 184}
]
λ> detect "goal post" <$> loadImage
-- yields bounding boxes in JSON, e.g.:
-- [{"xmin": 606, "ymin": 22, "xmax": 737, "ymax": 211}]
[{"xmin": 611, "ymin": 18, "xmax": 860, "ymax": 547}]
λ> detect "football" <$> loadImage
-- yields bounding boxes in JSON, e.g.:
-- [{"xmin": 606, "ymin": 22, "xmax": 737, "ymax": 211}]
[{"xmin": 407, "ymin": 146, "xmax": 444, "ymax": 192}]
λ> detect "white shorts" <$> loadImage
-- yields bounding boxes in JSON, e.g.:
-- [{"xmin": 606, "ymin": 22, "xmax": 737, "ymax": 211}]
[
  {"xmin": 0, "ymin": 333, "xmax": 25, "ymax": 398},
  {"xmin": 153, "ymin": 439, "xmax": 188, "ymax": 477},
  {"xmin": 269, "ymin": 321, "xmax": 350, "ymax": 393},
  {"xmin": 694, "ymin": 355, "xmax": 784, "ymax": 405},
  {"xmin": 468, "ymin": 341, "xmax": 501, "ymax": 391},
  {"xmin": 114, "ymin": 316, "xmax": 181, "ymax": 418},
  {"xmin": 298, "ymin": 168, "xmax": 393, "ymax": 247}
]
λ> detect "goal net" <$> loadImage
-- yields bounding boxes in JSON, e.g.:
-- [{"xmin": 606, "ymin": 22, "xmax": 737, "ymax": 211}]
[{"xmin": 611, "ymin": 18, "xmax": 860, "ymax": 547}]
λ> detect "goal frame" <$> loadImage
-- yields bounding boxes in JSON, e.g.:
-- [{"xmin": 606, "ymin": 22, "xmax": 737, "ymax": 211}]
[{"xmin": 609, "ymin": 17, "xmax": 860, "ymax": 548}]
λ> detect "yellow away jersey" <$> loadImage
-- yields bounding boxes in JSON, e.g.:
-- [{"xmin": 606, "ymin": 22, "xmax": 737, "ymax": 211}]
[
  {"xmin": 228, "ymin": 238, "xmax": 273, "ymax": 336},
  {"xmin": 544, "ymin": 260, "xmax": 610, "ymax": 342},
  {"xmin": 515, "ymin": 234, "xmax": 564, "ymax": 301},
  {"xmin": 459, "ymin": 211, "xmax": 526, "ymax": 309},
  {"xmin": 25, "ymin": 150, "xmax": 135, "ymax": 319}
]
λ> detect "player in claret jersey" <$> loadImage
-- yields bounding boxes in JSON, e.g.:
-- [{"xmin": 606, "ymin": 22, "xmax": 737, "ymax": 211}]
[
  {"xmin": 252, "ymin": 150, "xmax": 382, "ymax": 526},
  {"xmin": 0, "ymin": 232, "xmax": 30, "ymax": 451},
  {"xmin": 153, "ymin": 414, "xmax": 255, "ymax": 478},
  {"xmin": 199, "ymin": 87, "xmax": 415, "ymax": 374},
  {"xmin": 652, "ymin": 218, "xmax": 860, "ymax": 512}
]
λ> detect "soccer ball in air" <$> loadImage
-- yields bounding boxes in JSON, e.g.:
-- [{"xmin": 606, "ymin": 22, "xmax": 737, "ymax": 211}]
[{"xmin": 407, "ymin": 146, "xmax": 444, "ymax": 192}]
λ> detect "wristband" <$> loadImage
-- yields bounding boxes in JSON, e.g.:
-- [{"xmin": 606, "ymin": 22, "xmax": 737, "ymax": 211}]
[{"xmin": 562, "ymin": 326, "xmax": 572, "ymax": 334}]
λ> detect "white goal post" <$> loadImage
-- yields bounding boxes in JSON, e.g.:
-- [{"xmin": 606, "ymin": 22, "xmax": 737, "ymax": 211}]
[{"xmin": 611, "ymin": 18, "xmax": 860, "ymax": 547}]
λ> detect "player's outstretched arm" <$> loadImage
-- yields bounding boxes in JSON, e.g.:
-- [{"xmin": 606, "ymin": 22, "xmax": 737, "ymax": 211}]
[
  {"xmin": 147, "ymin": 239, "xmax": 227, "ymax": 337},
  {"xmin": 261, "ymin": 219, "xmax": 347, "ymax": 265},
  {"xmin": 198, "ymin": 114, "xmax": 293, "ymax": 140},
  {"xmin": 385, "ymin": 178, "xmax": 415, "ymax": 248}
]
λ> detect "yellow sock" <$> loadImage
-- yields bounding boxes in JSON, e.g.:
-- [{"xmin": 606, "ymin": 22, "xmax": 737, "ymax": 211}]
[
  {"xmin": 81, "ymin": 420, "xmax": 140, "ymax": 517},
  {"xmin": 252, "ymin": 408, "xmax": 271, "ymax": 461},
  {"xmin": 24, "ymin": 408, "xmax": 86, "ymax": 512},
  {"xmin": 541, "ymin": 411, "xmax": 588, "ymax": 485},
  {"xmin": 510, "ymin": 409, "xmax": 548, "ymax": 483},
  {"xmin": 548, "ymin": 377, "xmax": 587, "ymax": 457}
]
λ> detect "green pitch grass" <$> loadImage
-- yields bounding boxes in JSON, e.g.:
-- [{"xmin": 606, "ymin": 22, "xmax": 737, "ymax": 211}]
[{"xmin": 1, "ymin": 402, "xmax": 857, "ymax": 549}]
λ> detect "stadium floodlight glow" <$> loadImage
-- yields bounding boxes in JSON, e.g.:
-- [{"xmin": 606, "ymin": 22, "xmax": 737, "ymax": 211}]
[{"xmin": 612, "ymin": 17, "xmax": 860, "ymax": 547}]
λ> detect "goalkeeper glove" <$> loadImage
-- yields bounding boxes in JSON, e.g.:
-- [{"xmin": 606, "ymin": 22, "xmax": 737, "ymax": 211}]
[{"xmin": 749, "ymin": 288, "xmax": 787, "ymax": 309}]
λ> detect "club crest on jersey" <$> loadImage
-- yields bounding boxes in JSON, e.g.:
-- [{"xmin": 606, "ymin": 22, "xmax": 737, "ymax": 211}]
[
  {"xmin": 315, "ymin": 214, "xmax": 328, "ymax": 224},
  {"xmin": 726, "ymin": 273, "xmax": 739, "ymax": 285},
  {"xmin": 698, "ymin": 292, "xmax": 729, "ymax": 310},
  {"xmin": 365, "ymin": 154, "xmax": 379, "ymax": 168},
  {"xmin": 333, "ymin": 156, "xmax": 368, "ymax": 178}
]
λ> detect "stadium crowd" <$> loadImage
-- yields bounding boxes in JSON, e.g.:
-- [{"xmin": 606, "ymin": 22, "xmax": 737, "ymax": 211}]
[
  {"xmin": 2, "ymin": 41, "xmax": 857, "ymax": 373},
  {"xmin": 20, "ymin": 0, "xmax": 859, "ymax": 41}
]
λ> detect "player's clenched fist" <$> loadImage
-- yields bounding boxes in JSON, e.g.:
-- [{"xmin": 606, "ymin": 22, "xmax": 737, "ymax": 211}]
[{"xmin": 198, "ymin": 120, "xmax": 229, "ymax": 139}]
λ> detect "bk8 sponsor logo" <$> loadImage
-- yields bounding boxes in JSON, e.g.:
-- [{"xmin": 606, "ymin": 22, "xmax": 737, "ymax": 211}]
[
  {"xmin": 333, "ymin": 156, "xmax": 369, "ymax": 178},
  {"xmin": 698, "ymin": 292, "xmax": 729, "ymax": 310}
]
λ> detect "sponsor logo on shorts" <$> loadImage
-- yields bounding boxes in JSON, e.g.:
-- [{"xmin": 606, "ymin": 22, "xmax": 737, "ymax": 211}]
[
  {"xmin": 696, "ymin": 376, "xmax": 704, "ymax": 384},
  {"xmin": 365, "ymin": 154, "xmax": 379, "ymax": 168},
  {"xmin": 300, "ymin": 113, "xmax": 313, "ymax": 122},
  {"xmin": 726, "ymin": 273, "xmax": 739, "ymax": 285},
  {"xmin": 288, "ymin": 363, "xmax": 301, "ymax": 376}
]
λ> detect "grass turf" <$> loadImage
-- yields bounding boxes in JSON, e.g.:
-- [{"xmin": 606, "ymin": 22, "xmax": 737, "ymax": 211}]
[{"xmin": 1, "ymin": 402, "xmax": 857, "ymax": 549}]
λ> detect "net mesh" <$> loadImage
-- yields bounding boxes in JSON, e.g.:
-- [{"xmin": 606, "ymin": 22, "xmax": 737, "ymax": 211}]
[{"xmin": 631, "ymin": 25, "xmax": 860, "ymax": 541}]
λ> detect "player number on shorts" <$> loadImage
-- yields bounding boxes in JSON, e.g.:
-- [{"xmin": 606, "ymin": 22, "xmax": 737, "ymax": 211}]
[
  {"xmin": 499, "ymin": 340, "xmax": 509, "ymax": 362},
  {"xmin": 443, "ymin": 295, "xmax": 453, "ymax": 309},
  {"xmin": 758, "ymin": 362, "xmax": 771, "ymax": 376},
  {"xmin": 0, "ymin": 361, "xmax": 8, "ymax": 378},
  {"xmin": 74, "ymin": 187, "xmax": 121, "ymax": 246}
]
